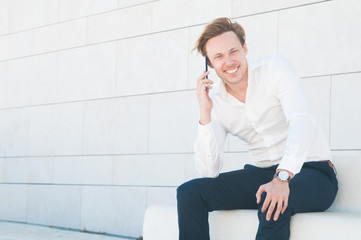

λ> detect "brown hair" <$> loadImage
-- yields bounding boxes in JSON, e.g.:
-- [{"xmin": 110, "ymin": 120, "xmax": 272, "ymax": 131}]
[{"xmin": 195, "ymin": 17, "xmax": 246, "ymax": 57}]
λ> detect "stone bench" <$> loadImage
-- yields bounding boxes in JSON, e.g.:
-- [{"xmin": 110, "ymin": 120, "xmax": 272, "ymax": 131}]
[{"xmin": 143, "ymin": 156, "xmax": 361, "ymax": 240}]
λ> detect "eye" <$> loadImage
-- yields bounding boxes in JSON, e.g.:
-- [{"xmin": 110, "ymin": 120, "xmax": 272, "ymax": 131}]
[{"xmin": 231, "ymin": 50, "xmax": 238, "ymax": 54}]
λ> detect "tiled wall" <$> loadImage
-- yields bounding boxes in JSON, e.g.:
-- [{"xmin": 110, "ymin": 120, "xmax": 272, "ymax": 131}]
[{"xmin": 0, "ymin": 0, "xmax": 360, "ymax": 238}]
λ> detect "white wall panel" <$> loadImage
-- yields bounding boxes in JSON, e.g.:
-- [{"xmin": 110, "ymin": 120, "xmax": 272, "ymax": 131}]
[
  {"xmin": 0, "ymin": 184, "xmax": 27, "ymax": 222},
  {"xmin": 81, "ymin": 186, "xmax": 147, "ymax": 237},
  {"xmin": 59, "ymin": 0, "xmax": 118, "ymax": 22},
  {"xmin": 232, "ymin": 0, "xmax": 327, "ymax": 17},
  {"xmin": 0, "ymin": 31, "xmax": 33, "ymax": 60},
  {"xmin": 7, "ymin": 53, "xmax": 57, "ymax": 107},
  {"xmin": 152, "ymin": 0, "xmax": 232, "ymax": 32},
  {"xmin": 279, "ymin": 0, "xmax": 361, "ymax": 77},
  {"xmin": 329, "ymin": 151, "xmax": 361, "ymax": 212},
  {"xmin": 32, "ymin": 18, "xmax": 87, "ymax": 54},
  {"xmin": 9, "ymin": 0, "xmax": 58, "ymax": 33},
  {"xmin": 27, "ymin": 158, "xmax": 54, "ymax": 183},
  {"xmin": 234, "ymin": 12, "xmax": 278, "ymax": 59},
  {"xmin": 0, "ymin": 0, "xmax": 10, "ymax": 35},
  {"xmin": 0, "ymin": 158, "xmax": 27, "ymax": 183},
  {"xmin": 0, "ymin": 62, "xmax": 7, "ymax": 108},
  {"xmin": 223, "ymin": 152, "xmax": 250, "ymax": 172},
  {"xmin": 28, "ymin": 103, "xmax": 84, "ymax": 156},
  {"xmin": 116, "ymin": 29, "xmax": 188, "ymax": 96},
  {"xmin": 147, "ymin": 187, "xmax": 177, "ymax": 206},
  {"xmin": 26, "ymin": 185, "xmax": 82, "ymax": 229},
  {"xmin": 0, "ymin": 35, "xmax": 10, "ymax": 61},
  {"xmin": 57, "ymin": 42, "xmax": 117, "ymax": 102},
  {"xmin": 83, "ymin": 96, "xmax": 149, "ymax": 155},
  {"xmin": 0, "ymin": 159, "xmax": 4, "ymax": 182},
  {"xmin": 53, "ymin": 156, "xmax": 113, "ymax": 185},
  {"xmin": 149, "ymin": 91, "xmax": 198, "ymax": 153},
  {"xmin": 113, "ymin": 154, "xmax": 186, "ymax": 186},
  {"xmin": 302, "ymin": 76, "xmax": 331, "ymax": 142},
  {"xmin": 87, "ymin": 4, "xmax": 152, "ymax": 44},
  {"xmin": 330, "ymin": 73, "xmax": 361, "ymax": 149},
  {"xmin": 7, "ymin": 31, "xmax": 33, "ymax": 59},
  {"xmin": 0, "ymin": 108, "xmax": 30, "ymax": 157}
]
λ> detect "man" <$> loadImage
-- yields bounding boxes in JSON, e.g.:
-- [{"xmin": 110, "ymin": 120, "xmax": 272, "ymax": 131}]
[{"xmin": 177, "ymin": 17, "xmax": 338, "ymax": 240}]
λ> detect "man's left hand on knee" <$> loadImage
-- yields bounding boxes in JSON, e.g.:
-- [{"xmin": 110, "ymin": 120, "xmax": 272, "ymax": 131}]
[{"xmin": 256, "ymin": 176, "xmax": 291, "ymax": 221}]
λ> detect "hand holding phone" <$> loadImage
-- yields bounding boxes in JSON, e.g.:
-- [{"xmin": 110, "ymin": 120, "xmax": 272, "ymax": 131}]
[{"xmin": 196, "ymin": 56, "xmax": 213, "ymax": 125}]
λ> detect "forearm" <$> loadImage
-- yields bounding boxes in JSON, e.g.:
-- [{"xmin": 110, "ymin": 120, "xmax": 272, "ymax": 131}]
[{"xmin": 199, "ymin": 109, "xmax": 211, "ymax": 125}]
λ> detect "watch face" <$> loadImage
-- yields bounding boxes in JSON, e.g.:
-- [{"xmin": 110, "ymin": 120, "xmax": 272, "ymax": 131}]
[{"xmin": 278, "ymin": 171, "xmax": 289, "ymax": 181}]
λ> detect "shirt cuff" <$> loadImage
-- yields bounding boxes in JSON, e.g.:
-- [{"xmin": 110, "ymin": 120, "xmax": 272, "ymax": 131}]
[
  {"xmin": 198, "ymin": 121, "xmax": 213, "ymax": 139},
  {"xmin": 277, "ymin": 155, "xmax": 304, "ymax": 176}
]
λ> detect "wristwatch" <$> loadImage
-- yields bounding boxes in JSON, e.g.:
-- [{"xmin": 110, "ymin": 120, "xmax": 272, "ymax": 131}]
[{"xmin": 274, "ymin": 171, "xmax": 291, "ymax": 183}]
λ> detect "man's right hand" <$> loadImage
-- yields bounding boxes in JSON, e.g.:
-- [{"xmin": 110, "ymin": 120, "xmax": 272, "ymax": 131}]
[{"xmin": 196, "ymin": 71, "xmax": 213, "ymax": 125}]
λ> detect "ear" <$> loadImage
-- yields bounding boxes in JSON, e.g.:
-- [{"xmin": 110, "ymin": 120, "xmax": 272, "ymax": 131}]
[{"xmin": 243, "ymin": 43, "xmax": 248, "ymax": 56}]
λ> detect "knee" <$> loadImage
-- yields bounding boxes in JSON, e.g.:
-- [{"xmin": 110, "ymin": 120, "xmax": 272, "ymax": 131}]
[{"xmin": 177, "ymin": 179, "xmax": 203, "ymax": 205}]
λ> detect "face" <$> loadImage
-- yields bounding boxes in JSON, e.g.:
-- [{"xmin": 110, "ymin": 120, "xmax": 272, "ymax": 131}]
[{"xmin": 205, "ymin": 31, "xmax": 248, "ymax": 86}]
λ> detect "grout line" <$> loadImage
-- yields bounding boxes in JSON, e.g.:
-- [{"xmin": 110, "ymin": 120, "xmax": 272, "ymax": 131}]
[
  {"xmin": 0, "ymin": 182, "xmax": 178, "ymax": 189},
  {"xmin": 1, "ymin": 149, "xmax": 360, "ymax": 159},
  {"xmin": 146, "ymin": 95, "xmax": 151, "ymax": 154},
  {"xmin": 0, "ymin": 152, "xmax": 198, "ymax": 159},
  {"xmin": 0, "ymin": 89, "xmax": 196, "ymax": 110},
  {"xmin": 329, "ymin": 75, "xmax": 333, "ymax": 147},
  {"xmin": 276, "ymin": 10, "xmax": 280, "ymax": 52},
  {"xmin": 0, "ymin": 220, "xmax": 138, "ymax": 240},
  {"xmin": 0, "ymin": 0, "xmax": 332, "ymax": 64},
  {"xmin": 0, "ymin": 0, "xmax": 160, "ymax": 39},
  {"xmin": 301, "ymin": 71, "xmax": 361, "ymax": 79}
]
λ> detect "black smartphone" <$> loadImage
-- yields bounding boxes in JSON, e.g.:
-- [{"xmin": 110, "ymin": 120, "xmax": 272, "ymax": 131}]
[
  {"xmin": 205, "ymin": 57, "xmax": 208, "ymax": 91},
  {"xmin": 205, "ymin": 57, "xmax": 208, "ymax": 79}
]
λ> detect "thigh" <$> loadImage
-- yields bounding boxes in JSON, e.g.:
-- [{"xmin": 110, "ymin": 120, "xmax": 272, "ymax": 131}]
[
  {"xmin": 288, "ymin": 161, "xmax": 338, "ymax": 214},
  {"xmin": 180, "ymin": 164, "xmax": 272, "ymax": 211}
]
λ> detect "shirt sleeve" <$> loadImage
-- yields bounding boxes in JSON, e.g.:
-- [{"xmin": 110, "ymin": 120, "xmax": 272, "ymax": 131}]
[
  {"xmin": 271, "ymin": 55, "xmax": 317, "ymax": 175},
  {"xmin": 194, "ymin": 119, "xmax": 227, "ymax": 178}
]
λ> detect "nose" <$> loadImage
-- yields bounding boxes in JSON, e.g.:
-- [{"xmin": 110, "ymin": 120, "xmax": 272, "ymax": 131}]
[{"xmin": 224, "ymin": 55, "xmax": 234, "ymax": 66}]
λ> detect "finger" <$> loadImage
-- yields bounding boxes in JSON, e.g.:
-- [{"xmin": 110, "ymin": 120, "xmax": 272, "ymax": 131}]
[
  {"xmin": 197, "ymin": 71, "xmax": 210, "ymax": 82},
  {"xmin": 198, "ymin": 84, "xmax": 212, "ymax": 97},
  {"xmin": 273, "ymin": 200, "xmax": 283, "ymax": 221},
  {"xmin": 281, "ymin": 197, "xmax": 288, "ymax": 214},
  {"xmin": 255, "ymin": 186, "xmax": 264, "ymax": 204},
  {"xmin": 261, "ymin": 195, "xmax": 271, "ymax": 213},
  {"xmin": 202, "ymin": 84, "xmax": 212, "ymax": 94},
  {"xmin": 266, "ymin": 200, "xmax": 276, "ymax": 221},
  {"xmin": 197, "ymin": 79, "xmax": 213, "ymax": 91}
]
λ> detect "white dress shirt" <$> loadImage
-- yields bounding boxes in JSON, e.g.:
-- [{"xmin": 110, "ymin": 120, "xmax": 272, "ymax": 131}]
[{"xmin": 194, "ymin": 54, "xmax": 331, "ymax": 178}]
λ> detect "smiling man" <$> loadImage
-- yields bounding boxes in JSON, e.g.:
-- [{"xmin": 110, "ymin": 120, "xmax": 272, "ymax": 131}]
[{"xmin": 176, "ymin": 18, "xmax": 338, "ymax": 240}]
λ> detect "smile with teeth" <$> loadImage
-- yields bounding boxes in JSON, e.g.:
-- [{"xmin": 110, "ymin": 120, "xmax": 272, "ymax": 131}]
[{"xmin": 225, "ymin": 67, "xmax": 239, "ymax": 74}]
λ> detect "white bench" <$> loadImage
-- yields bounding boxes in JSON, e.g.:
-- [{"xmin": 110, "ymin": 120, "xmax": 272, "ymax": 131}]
[{"xmin": 143, "ymin": 156, "xmax": 361, "ymax": 240}]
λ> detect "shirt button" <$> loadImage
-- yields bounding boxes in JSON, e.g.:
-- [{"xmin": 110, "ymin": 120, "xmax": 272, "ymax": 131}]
[{"xmin": 207, "ymin": 154, "xmax": 211, "ymax": 158}]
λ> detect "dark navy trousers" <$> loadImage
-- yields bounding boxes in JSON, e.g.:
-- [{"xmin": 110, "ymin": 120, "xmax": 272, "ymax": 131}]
[{"xmin": 177, "ymin": 161, "xmax": 338, "ymax": 240}]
